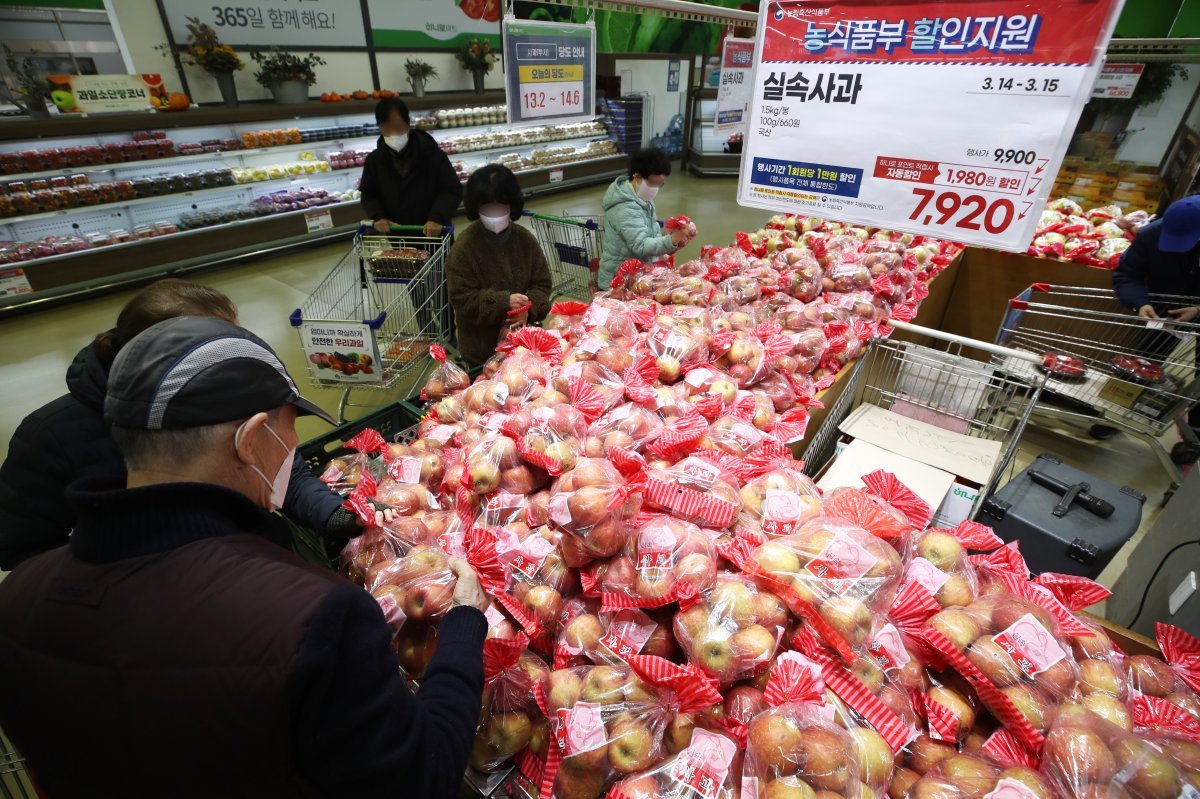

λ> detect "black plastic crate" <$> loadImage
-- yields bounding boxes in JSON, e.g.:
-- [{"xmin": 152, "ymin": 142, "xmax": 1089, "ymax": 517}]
[{"xmin": 298, "ymin": 400, "xmax": 426, "ymax": 474}]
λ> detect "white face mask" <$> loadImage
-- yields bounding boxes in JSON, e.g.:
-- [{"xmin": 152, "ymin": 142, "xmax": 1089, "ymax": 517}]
[
  {"xmin": 634, "ymin": 180, "xmax": 660, "ymax": 202},
  {"xmin": 479, "ymin": 207, "xmax": 511, "ymax": 234},
  {"xmin": 383, "ymin": 133, "xmax": 409, "ymax": 152},
  {"xmin": 235, "ymin": 421, "xmax": 294, "ymax": 512}
]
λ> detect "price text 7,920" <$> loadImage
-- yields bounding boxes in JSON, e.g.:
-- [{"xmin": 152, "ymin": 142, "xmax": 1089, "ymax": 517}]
[{"xmin": 909, "ymin": 187, "xmax": 1015, "ymax": 235}]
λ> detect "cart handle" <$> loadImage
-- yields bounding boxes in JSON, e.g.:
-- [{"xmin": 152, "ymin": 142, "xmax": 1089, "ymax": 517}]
[
  {"xmin": 886, "ymin": 319, "xmax": 1042, "ymax": 364},
  {"xmin": 357, "ymin": 222, "xmax": 455, "ymax": 236},
  {"xmin": 521, "ymin": 210, "xmax": 599, "ymax": 231},
  {"xmin": 288, "ymin": 309, "xmax": 386, "ymax": 329}
]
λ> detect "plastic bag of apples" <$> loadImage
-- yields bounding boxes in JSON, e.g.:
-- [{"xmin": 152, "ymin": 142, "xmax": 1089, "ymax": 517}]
[
  {"xmin": 318, "ymin": 427, "xmax": 384, "ymax": 495},
  {"xmin": 587, "ymin": 513, "xmax": 718, "ymax": 611},
  {"xmin": 420, "ymin": 344, "xmax": 471, "ymax": 401}
]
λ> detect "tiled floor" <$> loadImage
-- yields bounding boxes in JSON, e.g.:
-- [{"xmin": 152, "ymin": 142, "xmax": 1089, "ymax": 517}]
[{"xmin": 0, "ymin": 171, "xmax": 1175, "ymax": 602}]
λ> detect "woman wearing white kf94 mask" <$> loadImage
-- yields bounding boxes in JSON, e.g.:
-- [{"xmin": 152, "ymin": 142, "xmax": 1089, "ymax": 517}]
[{"xmin": 445, "ymin": 164, "xmax": 552, "ymax": 367}]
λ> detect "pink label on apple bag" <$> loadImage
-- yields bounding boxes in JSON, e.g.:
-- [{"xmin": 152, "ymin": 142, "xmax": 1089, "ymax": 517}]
[
  {"xmin": 761, "ymin": 489, "xmax": 806, "ymax": 536},
  {"xmin": 741, "ymin": 778, "xmax": 760, "ymax": 799},
  {"xmin": 556, "ymin": 702, "xmax": 607, "ymax": 755},
  {"xmin": 636, "ymin": 524, "xmax": 677, "ymax": 572},
  {"xmin": 725, "ymin": 423, "xmax": 763, "ymax": 451},
  {"xmin": 868, "ymin": 623, "xmax": 911, "ymax": 673},
  {"xmin": 584, "ymin": 305, "xmax": 610, "ymax": 327},
  {"xmin": 992, "ymin": 612, "xmax": 1066, "ymax": 678},
  {"xmin": 375, "ymin": 592, "xmax": 407, "ymax": 631},
  {"xmin": 984, "ymin": 778, "xmax": 1041, "ymax": 799},
  {"xmin": 671, "ymin": 305, "xmax": 705, "ymax": 318},
  {"xmin": 670, "ymin": 729, "xmax": 738, "ymax": 799},
  {"xmin": 561, "ymin": 362, "xmax": 584, "ymax": 381},
  {"xmin": 677, "ymin": 457, "xmax": 721, "ymax": 489},
  {"xmin": 483, "ymin": 412, "xmax": 508, "ymax": 431},
  {"xmin": 685, "ymin": 368, "xmax": 717, "ymax": 388},
  {"xmin": 604, "ymin": 403, "xmax": 633, "ymax": 423},
  {"xmin": 548, "ymin": 493, "xmax": 574, "ymax": 528},
  {"xmin": 428, "ymin": 424, "xmax": 457, "ymax": 444},
  {"xmin": 576, "ymin": 336, "xmax": 604, "ymax": 355},
  {"xmin": 484, "ymin": 605, "xmax": 506, "ymax": 629},
  {"xmin": 804, "ymin": 534, "xmax": 879, "ymax": 595},
  {"xmin": 510, "ymin": 535, "xmax": 555, "ymax": 583},
  {"xmin": 598, "ymin": 616, "xmax": 652, "ymax": 659},
  {"xmin": 389, "ymin": 456, "xmax": 423, "ymax": 484},
  {"xmin": 903, "ymin": 557, "xmax": 951, "ymax": 596}
]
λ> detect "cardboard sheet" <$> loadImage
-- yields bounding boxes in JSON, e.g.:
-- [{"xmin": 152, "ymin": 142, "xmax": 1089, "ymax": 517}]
[{"xmin": 816, "ymin": 438, "xmax": 957, "ymax": 511}]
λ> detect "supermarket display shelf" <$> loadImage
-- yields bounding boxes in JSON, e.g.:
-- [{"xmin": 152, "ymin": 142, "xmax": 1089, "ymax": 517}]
[
  {"xmin": 443, "ymin": 135, "xmax": 608, "ymax": 162},
  {"xmin": 0, "ymin": 137, "xmax": 381, "ymax": 183},
  {"xmin": 0, "ymin": 151, "xmax": 627, "ymax": 313},
  {"xmin": 0, "ymin": 92, "xmax": 507, "ymax": 142},
  {"xmin": 685, "ymin": 147, "xmax": 741, "ymax": 177}
]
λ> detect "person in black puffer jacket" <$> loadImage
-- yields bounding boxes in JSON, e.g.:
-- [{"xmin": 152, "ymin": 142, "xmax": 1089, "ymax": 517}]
[{"xmin": 0, "ymin": 279, "xmax": 362, "ymax": 570}]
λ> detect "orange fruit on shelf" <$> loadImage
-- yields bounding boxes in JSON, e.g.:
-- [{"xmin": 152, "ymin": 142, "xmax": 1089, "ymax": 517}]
[
  {"xmin": 371, "ymin": 90, "xmax": 381, "ymax": 99},
  {"xmin": 320, "ymin": 92, "xmax": 330, "ymax": 101},
  {"xmin": 162, "ymin": 91, "xmax": 190, "ymax": 111}
]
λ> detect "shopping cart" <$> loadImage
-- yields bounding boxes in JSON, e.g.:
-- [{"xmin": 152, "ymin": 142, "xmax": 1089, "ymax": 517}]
[
  {"xmin": 994, "ymin": 284, "xmax": 1200, "ymax": 502},
  {"xmin": 522, "ymin": 211, "xmax": 602, "ymax": 301},
  {"xmin": 290, "ymin": 224, "xmax": 454, "ymax": 423},
  {"xmin": 802, "ymin": 320, "xmax": 1046, "ymax": 520}
]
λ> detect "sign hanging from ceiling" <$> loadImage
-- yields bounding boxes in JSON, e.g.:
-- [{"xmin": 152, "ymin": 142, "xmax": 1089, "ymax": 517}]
[
  {"xmin": 503, "ymin": 17, "xmax": 595, "ymax": 126},
  {"xmin": 736, "ymin": 0, "xmax": 1125, "ymax": 253},
  {"xmin": 160, "ymin": 0, "xmax": 367, "ymax": 48},
  {"xmin": 714, "ymin": 37, "xmax": 755, "ymax": 136},
  {"xmin": 368, "ymin": 0, "xmax": 499, "ymax": 49},
  {"xmin": 1092, "ymin": 63, "xmax": 1144, "ymax": 99}
]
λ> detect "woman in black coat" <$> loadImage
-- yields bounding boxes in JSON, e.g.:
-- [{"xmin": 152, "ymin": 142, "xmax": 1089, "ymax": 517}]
[{"xmin": 0, "ymin": 279, "xmax": 363, "ymax": 569}]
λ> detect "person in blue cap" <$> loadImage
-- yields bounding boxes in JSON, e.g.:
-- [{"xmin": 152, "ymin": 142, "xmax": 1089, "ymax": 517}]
[{"xmin": 1112, "ymin": 195, "xmax": 1200, "ymax": 460}]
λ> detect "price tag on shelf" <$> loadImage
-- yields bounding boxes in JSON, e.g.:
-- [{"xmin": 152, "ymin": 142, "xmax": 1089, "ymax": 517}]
[
  {"xmin": 503, "ymin": 17, "xmax": 596, "ymax": 126},
  {"xmin": 549, "ymin": 169, "xmax": 564, "ymax": 183},
  {"xmin": 736, "ymin": 0, "xmax": 1125, "ymax": 253},
  {"xmin": 1092, "ymin": 63, "xmax": 1144, "ymax": 99},
  {"xmin": 0, "ymin": 268, "xmax": 32, "ymax": 298},
  {"xmin": 304, "ymin": 209, "xmax": 333, "ymax": 233}
]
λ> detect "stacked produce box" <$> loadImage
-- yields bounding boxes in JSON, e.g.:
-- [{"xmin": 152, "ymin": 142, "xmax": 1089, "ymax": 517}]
[{"xmin": 318, "ymin": 217, "xmax": 1200, "ymax": 799}]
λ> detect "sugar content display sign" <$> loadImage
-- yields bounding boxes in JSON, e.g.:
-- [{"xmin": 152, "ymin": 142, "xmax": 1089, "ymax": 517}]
[
  {"xmin": 299, "ymin": 322, "xmax": 381, "ymax": 384},
  {"xmin": 714, "ymin": 37, "xmax": 755, "ymax": 136},
  {"xmin": 737, "ymin": 0, "xmax": 1124, "ymax": 253},
  {"xmin": 161, "ymin": 0, "xmax": 366, "ymax": 48},
  {"xmin": 503, "ymin": 17, "xmax": 595, "ymax": 126}
]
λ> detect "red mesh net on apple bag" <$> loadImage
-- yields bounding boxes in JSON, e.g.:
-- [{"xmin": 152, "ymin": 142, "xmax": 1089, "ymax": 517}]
[
  {"xmin": 584, "ymin": 402, "xmax": 664, "ymax": 458},
  {"xmin": 742, "ymin": 517, "xmax": 905, "ymax": 662},
  {"xmin": 902, "ymin": 520, "xmax": 1002, "ymax": 610},
  {"xmin": 740, "ymin": 651, "xmax": 865, "ymax": 799},
  {"xmin": 672, "ymin": 573, "xmax": 788, "ymax": 685},
  {"xmin": 519, "ymin": 662, "xmax": 676, "ymax": 799},
  {"xmin": 546, "ymin": 456, "xmax": 642, "ymax": 568},
  {"xmin": 318, "ymin": 427, "xmax": 384, "ymax": 495},
  {"xmin": 1126, "ymin": 623, "xmax": 1200, "ymax": 718},
  {"xmin": 589, "ymin": 512, "xmax": 718, "ymax": 611},
  {"xmin": 608, "ymin": 727, "xmax": 741, "ymax": 799},
  {"xmin": 420, "ymin": 344, "xmax": 471, "ymax": 401},
  {"xmin": 470, "ymin": 632, "xmax": 550, "ymax": 774}
]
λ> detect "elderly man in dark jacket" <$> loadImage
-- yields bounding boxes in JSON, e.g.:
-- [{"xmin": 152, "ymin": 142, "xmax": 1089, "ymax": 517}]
[
  {"xmin": 0, "ymin": 280, "xmax": 357, "ymax": 570},
  {"xmin": 0, "ymin": 316, "xmax": 489, "ymax": 798}
]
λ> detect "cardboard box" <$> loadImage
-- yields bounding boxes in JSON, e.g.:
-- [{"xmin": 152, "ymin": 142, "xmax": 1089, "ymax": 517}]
[{"xmin": 933, "ymin": 481, "xmax": 982, "ymax": 527}]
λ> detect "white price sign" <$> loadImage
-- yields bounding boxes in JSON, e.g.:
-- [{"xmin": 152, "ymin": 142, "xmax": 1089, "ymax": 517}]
[
  {"xmin": 737, "ymin": 0, "xmax": 1124, "ymax": 253},
  {"xmin": 0, "ymin": 268, "xmax": 32, "ymax": 298},
  {"xmin": 714, "ymin": 38, "xmax": 755, "ymax": 136},
  {"xmin": 504, "ymin": 17, "xmax": 595, "ymax": 126},
  {"xmin": 304, "ymin": 209, "xmax": 333, "ymax": 233},
  {"xmin": 1092, "ymin": 63, "xmax": 1144, "ymax": 99}
]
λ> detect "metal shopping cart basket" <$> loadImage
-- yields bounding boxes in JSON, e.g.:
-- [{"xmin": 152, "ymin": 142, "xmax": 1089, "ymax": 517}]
[
  {"xmin": 0, "ymin": 726, "xmax": 34, "ymax": 799},
  {"xmin": 994, "ymin": 284, "xmax": 1200, "ymax": 502},
  {"xmin": 801, "ymin": 320, "xmax": 1046, "ymax": 520},
  {"xmin": 522, "ymin": 211, "xmax": 602, "ymax": 301},
  {"xmin": 290, "ymin": 224, "xmax": 454, "ymax": 422}
]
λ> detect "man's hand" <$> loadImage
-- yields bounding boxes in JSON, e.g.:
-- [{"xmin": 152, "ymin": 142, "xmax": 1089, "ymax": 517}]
[
  {"xmin": 1168, "ymin": 306, "xmax": 1200, "ymax": 324},
  {"xmin": 509, "ymin": 310, "xmax": 529, "ymax": 328},
  {"xmin": 509, "ymin": 293, "xmax": 530, "ymax": 310},
  {"xmin": 361, "ymin": 507, "xmax": 396, "ymax": 528},
  {"xmin": 1139, "ymin": 304, "xmax": 1160, "ymax": 320},
  {"xmin": 449, "ymin": 558, "xmax": 490, "ymax": 613},
  {"xmin": 670, "ymin": 227, "xmax": 689, "ymax": 247},
  {"xmin": 423, "ymin": 220, "xmax": 444, "ymax": 238},
  {"xmin": 373, "ymin": 219, "xmax": 395, "ymax": 234}
]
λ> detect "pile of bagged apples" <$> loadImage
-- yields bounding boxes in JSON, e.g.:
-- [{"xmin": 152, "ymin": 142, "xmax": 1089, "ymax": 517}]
[
  {"xmin": 1027, "ymin": 198, "xmax": 1150, "ymax": 268},
  {"xmin": 319, "ymin": 216, "xmax": 1200, "ymax": 799}
]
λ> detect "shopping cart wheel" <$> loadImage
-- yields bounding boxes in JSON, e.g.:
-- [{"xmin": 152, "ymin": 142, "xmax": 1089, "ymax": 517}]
[
  {"xmin": 1088, "ymin": 424, "xmax": 1120, "ymax": 440},
  {"xmin": 1170, "ymin": 440, "xmax": 1200, "ymax": 465},
  {"xmin": 1164, "ymin": 482, "xmax": 1180, "ymax": 506}
]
